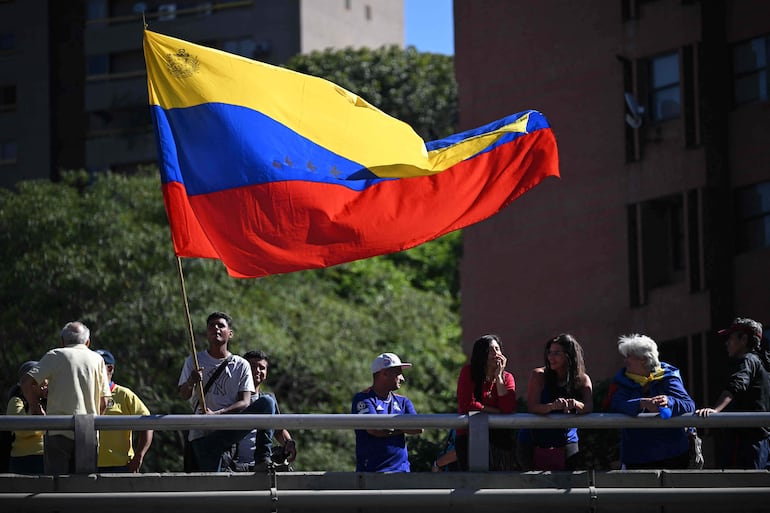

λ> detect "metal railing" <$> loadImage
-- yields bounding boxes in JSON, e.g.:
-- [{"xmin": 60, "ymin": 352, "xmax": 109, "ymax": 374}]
[{"xmin": 2, "ymin": 411, "xmax": 769, "ymax": 472}]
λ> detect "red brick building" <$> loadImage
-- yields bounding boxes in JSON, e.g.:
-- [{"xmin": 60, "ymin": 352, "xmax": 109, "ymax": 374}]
[{"xmin": 455, "ymin": 0, "xmax": 770, "ymax": 404}]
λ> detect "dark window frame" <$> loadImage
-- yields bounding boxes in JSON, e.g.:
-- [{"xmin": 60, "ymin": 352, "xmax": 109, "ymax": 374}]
[
  {"xmin": 0, "ymin": 84, "xmax": 16, "ymax": 111},
  {"xmin": 735, "ymin": 180, "xmax": 770, "ymax": 253},
  {"xmin": 732, "ymin": 34, "xmax": 769, "ymax": 106},
  {"xmin": 649, "ymin": 51, "xmax": 681, "ymax": 122},
  {"xmin": 0, "ymin": 139, "xmax": 17, "ymax": 163},
  {"xmin": 628, "ymin": 189, "xmax": 703, "ymax": 307}
]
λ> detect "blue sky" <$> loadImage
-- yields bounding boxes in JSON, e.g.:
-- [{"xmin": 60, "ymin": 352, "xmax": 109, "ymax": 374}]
[{"xmin": 404, "ymin": 0, "xmax": 454, "ymax": 55}]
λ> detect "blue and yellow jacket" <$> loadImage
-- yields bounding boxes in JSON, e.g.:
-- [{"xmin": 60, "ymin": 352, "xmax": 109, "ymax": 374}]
[{"xmin": 607, "ymin": 362, "xmax": 695, "ymax": 466}]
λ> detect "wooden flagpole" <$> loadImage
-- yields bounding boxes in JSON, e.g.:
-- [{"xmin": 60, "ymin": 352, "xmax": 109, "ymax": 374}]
[{"xmin": 175, "ymin": 256, "xmax": 206, "ymax": 412}]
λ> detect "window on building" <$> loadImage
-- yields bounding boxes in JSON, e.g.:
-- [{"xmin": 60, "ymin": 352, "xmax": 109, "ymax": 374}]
[
  {"xmin": 628, "ymin": 190, "xmax": 702, "ymax": 306},
  {"xmin": 641, "ymin": 194, "xmax": 685, "ymax": 287},
  {"xmin": 157, "ymin": 3, "xmax": 177, "ymax": 21},
  {"xmin": 623, "ymin": 46, "xmax": 697, "ymax": 160},
  {"xmin": 620, "ymin": 0, "xmax": 660, "ymax": 22},
  {"xmin": 87, "ymin": 106, "xmax": 151, "ymax": 136},
  {"xmin": 87, "ymin": 50, "xmax": 145, "ymax": 78},
  {"xmin": 649, "ymin": 52, "xmax": 680, "ymax": 121},
  {"xmin": 87, "ymin": 1, "xmax": 224, "ymax": 26},
  {"xmin": 735, "ymin": 180, "xmax": 770, "ymax": 253},
  {"xmin": 110, "ymin": 49, "xmax": 145, "ymax": 74},
  {"xmin": 0, "ymin": 85, "xmax": 16, "ymax": 111},
  {"xmin": 0, "ymin": 32, "xmax": 14, "ymax": 52},
  {"xmin": 659, "ymin": 333, "xmax": 705, "ymax": 405},
  {"xmin": 87, "ymin": 54, "xmax": 109, "ymax": 76},
  {"xmin": 733, "ymin": 34, "xmax": 769, "ymax": 106},
  {"xmin": 365, "ymin": 4, "xmax": 371, "ymax": 20},
  {"xmin": 0, "ymin": 140, "xmax": 17, "ymax": 164},
  {"xmin": 222, "ymin": 37, "xmax": 270, "ymax": 59},
  {"xmin": 85, "ymin": 0, "xmax": 108, "ymax": 20},
  {"xmin": 345, "ymin": 0, "xmax": 351, "ymax": 10}
]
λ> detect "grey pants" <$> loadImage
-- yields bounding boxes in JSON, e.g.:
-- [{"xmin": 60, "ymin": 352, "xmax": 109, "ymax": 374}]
[{"xmin": 44, "ymin": 433, "xmax": 97, "ymax": 475}]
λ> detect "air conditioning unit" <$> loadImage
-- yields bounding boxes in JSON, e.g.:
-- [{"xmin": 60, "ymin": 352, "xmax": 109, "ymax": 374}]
[{"xmin": 158, "ymin": 3, "xmax": 177, "ymax": 21}]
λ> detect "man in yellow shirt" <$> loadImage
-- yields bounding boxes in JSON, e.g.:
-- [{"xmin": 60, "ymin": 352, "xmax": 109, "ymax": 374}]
[{"xmin": 96, "ymin": 350, "xmax": 153, "ymax": 472}]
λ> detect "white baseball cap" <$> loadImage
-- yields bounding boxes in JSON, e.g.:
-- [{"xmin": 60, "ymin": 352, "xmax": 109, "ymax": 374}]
[{"xmin": 371, "ymin": 352, "xmax": 412, "ymax": 374}]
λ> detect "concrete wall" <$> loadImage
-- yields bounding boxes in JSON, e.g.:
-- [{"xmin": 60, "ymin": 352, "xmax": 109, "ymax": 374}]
[{"xmin": 1, "ymin": 470, "xmax": 768, "ymax": 513}]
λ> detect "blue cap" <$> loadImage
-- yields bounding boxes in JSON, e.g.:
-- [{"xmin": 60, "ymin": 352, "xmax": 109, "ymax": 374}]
[{"xmin": 96, "ymin": 349, "xmax": 115, "ymax": 365}]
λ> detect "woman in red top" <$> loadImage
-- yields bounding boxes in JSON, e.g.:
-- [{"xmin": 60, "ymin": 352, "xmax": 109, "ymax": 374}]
[{"xmin": 456, "ymin": 334, "xmax": 517, "ymax": 470}]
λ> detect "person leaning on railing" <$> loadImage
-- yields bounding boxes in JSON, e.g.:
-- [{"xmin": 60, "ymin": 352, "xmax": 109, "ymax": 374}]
[
  {"xmin": 695, "ymin": 318, "xmax": 770, "ymax": 470},
  {"xmin": 606, "ymin": 333, "xmax": 695, "ymax": 470},
  {"xmin": 352, "ymin": 353, "xmax": 423, "ymax": 473},
  {"xmin": 456, "ymin": 334, "xmax": 517, "ymax": 471},
  {"xmin": 517, "ymin": 333, "xmax": 593, "ymax": 471}
]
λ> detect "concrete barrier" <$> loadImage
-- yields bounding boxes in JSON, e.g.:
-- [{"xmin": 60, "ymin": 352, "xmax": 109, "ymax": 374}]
[{"xmin": 1, "ymin": 470, "xmax": 769, "ymax": 513}]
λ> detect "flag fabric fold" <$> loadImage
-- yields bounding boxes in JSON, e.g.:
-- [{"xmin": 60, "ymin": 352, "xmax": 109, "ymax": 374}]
[{"xmin": 143, "ymin": 30, "xmax": 560, "ymax": 278}]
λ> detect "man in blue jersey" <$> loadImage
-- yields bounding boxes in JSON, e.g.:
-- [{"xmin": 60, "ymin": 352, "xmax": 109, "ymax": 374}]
[{"xmin": 352, "ymin": 353, "xmax": 423, "ymax": 472}]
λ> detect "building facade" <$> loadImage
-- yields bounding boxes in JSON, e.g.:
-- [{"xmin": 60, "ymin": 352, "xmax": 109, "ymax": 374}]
[
  {"xmin": 455, "ymin": 0, "xmax": 769, "ymax": 404},
  {"xmin": 0, "ymin": 0, "xmax": 403, "ymax": 187}
]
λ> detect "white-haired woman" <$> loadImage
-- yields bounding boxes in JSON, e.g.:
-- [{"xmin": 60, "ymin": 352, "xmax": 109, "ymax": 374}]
[{"xmin": 607, "ymin": 334, "xmax": 695, "ymax": 469}]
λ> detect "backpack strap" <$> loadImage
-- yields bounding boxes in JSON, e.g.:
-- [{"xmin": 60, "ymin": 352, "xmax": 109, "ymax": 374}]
[{"xmin": 192, "ymin": 354, "xmax": 234, "ymax": 412}]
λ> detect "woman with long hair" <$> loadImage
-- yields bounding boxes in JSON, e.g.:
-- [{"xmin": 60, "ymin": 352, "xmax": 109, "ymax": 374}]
[
  {"xmin": 456, "ymin": 334, "xmax": 517, "ymax": 470},
  {"xmin": 517, "ymin": 333, "xmax": 593, "ymax": 470}
]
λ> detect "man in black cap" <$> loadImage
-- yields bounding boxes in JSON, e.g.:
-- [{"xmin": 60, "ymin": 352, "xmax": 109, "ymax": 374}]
[
  {"xmin": 95, "ymin": 349, "xmax": 153, "ymax": 472},
  {"xmin": 696, "ymin": 317, "xmax": 770, "ymax": 469}
]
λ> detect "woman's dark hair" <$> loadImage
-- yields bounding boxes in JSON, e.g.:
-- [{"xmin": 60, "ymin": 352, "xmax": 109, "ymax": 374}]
[
  {"xmin": 469, "ymin": 334, "xmax": 502, "ymax": 403},
  {"xmin": 543, "ymin": 333, "xmax": 586, "ymax": 397}
]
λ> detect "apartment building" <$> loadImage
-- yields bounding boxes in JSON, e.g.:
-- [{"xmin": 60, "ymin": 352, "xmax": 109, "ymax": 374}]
[
  {"xmin": 0, "ymin": 0, "xmax": 403, "ymax": 187},
  {"xmin": 455, "ymin": 0, "xmax": 770, "ymax": 403}
]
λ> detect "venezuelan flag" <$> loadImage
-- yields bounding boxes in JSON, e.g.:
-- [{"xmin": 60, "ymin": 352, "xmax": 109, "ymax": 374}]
[{"xmin": 144, "ymin": 30, "xmax": 560, "ymax": 278}]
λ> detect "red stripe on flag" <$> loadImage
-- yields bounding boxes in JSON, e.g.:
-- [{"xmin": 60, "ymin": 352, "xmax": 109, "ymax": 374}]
[{"xmin": 163, "ymin": 127, "xmax": 559, "ymax": 278}]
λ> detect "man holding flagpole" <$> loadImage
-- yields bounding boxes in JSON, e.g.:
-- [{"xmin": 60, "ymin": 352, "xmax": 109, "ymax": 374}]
[{"xmin": 178, "ymin": 312, "xmax": 277, "ymax": 472}]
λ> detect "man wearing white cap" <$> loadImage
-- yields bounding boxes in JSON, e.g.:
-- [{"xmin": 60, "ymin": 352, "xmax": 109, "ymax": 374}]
[{"xmin": 352, "ymin": 352, "xmax": 423, "ymax": 472}]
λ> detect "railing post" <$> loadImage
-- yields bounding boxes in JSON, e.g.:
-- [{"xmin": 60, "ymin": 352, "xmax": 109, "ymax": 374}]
[
  {"xmin": 468, "ymin": 412, "xmax": 489, "ymax": 471},
  {"xmin": 73, "ymin": 414, "xmax": 97, "ymax": 474}
]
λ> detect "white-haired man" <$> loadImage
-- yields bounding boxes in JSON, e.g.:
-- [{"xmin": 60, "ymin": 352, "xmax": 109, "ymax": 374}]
[{"xmin": 22, "ymin": 321, "xmax": 111, "ymax": 475}]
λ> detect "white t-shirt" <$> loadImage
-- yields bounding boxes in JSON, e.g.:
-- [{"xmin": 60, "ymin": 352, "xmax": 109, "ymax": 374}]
[{"xmin": 178, "ymin": 350, "xmax": 254, "ymax": 440}]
